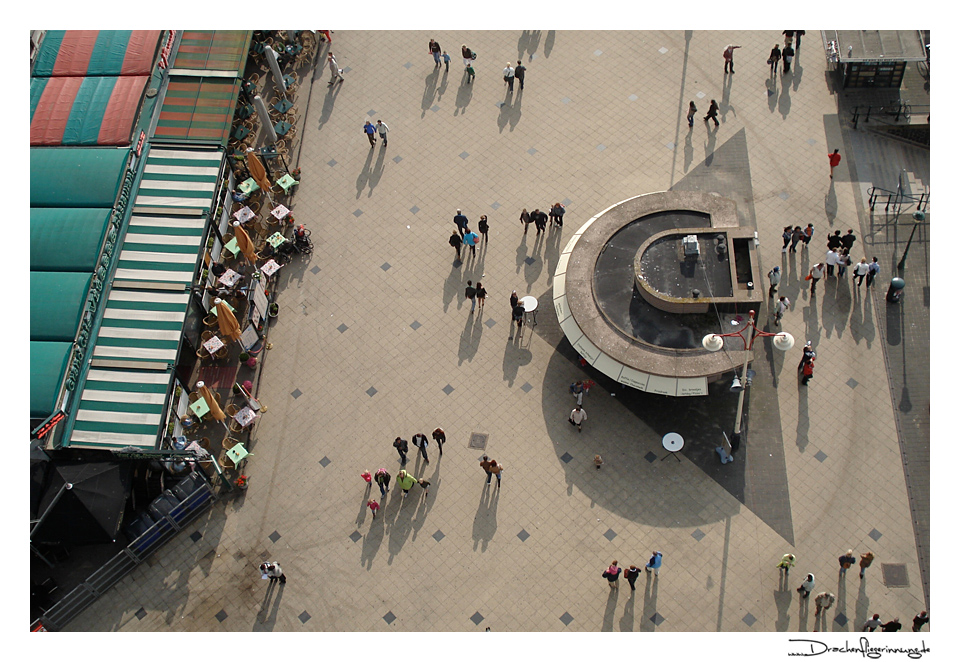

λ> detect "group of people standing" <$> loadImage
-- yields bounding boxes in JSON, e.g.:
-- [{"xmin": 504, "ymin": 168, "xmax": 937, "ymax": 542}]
[
  {"xmin": 602, "ymin": 552, "xmax": 663, "ymax": 590},
  {"xmin": 366, "ymin": 429, "xmax": 448, "ymax": 513},
  {"xmin": 448, "ymin": 208, "xmax": 489, "ymax": 262},
  {"xmin": 519, "ymin": 203, "xmax": 565, "ymax": 234}
]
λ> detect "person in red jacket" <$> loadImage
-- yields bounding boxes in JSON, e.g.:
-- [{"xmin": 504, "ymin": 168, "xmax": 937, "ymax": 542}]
[{"xmin": 828, "ymin": 149, "xmax": 842, "ymax": 179}]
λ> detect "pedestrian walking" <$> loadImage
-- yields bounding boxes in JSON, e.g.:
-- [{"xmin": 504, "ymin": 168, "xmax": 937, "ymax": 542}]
[
  {"xmin": 768, "ymin": 266, "xmax": 781, "ymax": 297},
  {"xmin": 781, "ymin": 225, "xmax": 794, "ymax": 252},
  {"xmin": 418, "ymin": 478, "xmax": 431, "ymax": 497},
  {"xmin": 488, "ymin": 459, "xmax": 503, "ymax": 487},
  {"xmin": 463, "ymin": 230, "xmax": 479, "ymax": 258},
  {"xmin": 796, "ymin": 573, "xmax": 815, "ymax": 599},
  {"xmin": 594, "ymin": 454, "xmax": 604, "ymax": 470},
  {"xmin": 912, "ymin": 610, "xmax": 929, "ymax": 632},
  {"xmin": 827, "ymin": 230, "xmax": 843, "ymax": 250},
  {"xmin": 881, "ymin": 617, "xmax": 902, "ymax": 632},
  {"xmin": 570, "ymin": 380, "xmax": 585, "ymax": 405},
  {"xmin": 802, "ymin": 223, "xmax": 815, "ymax": 247},
  {"xmin": 800, "ymin": 358, "xmax": 815, "ymax": 385},
  {"xmin": 774, "ymin": 296, "xmax": 790, "ymax": 326},
  {"xmin": 807, "ymin": 263, "xmax": 825, "ymax": 294},
  {"xmin": 480, "ymin": 454, "xmax": 493, "ymax": 483},
  {"xmin": 828, "ymin": 149, "xmax": 842, "ymax": 179},
  {"xmin": 841, "ymin": 229, "xmax": 857, "ymax": 251},
  {"xmin": 327, "ymin": 52, "xmax": 344, "ymax": 85},
  {"xmin": 569, "ymin": 405, "xmax": 587, "ymax": 432},
  {"xmin": 520, "ymin": 208, "xmax": 532, "ymax": 235},
  {"xmin": 260, "ymin": 562, "xmax": 287, "ymax": 584},
  {"xmin": 532, "ymin": 208, "xmax": 547, "ymax": 234},
  {"xmin": 503, "ymin": 62, "xmax": 515, "ymax": 92},
  {"xmin": 859, "ymin": 551, "xmax": 875, "ymax": 578},
  {"xmin": 510, "ymin": 290, "xmax": 519, "ymax": 310},
  {"xmin": 866, "ymin": 257, "xmax": 880, "ymax": 287},
  {"xmin": 611, "ymin": 565, "xmax": 634, "ymax": 593},
  {"xmin": 825, "ymin": 248, "xmax": 839, "ymax": 277},
  {"xmin": 769, "ymin": 44, "xmax": 782, "ymax": 74},
  {"xmin": 687, "ymin": 100, "xmax": 697, "ymax": 127},
  {"xmin": 319, "ymin": 30, "xmax": 333, "ymax": 44},
  {"xmin": 837, "ymin": 249, "xmax": 851, "ymax": 277},
  {"xmin": 449, "ymin": 231, "xmax": 462, "ymax": 261},
  {"xmin": 412, "ymin": 432, "xmax": 430, "ymax": 463},
  {"xmin": 603, "ymin": 561, "xmax": 622, "ymax": 589},
  {"xmin": 645, "ymin": 551, "xmax": 663, "ymax": 576},
  {"xmin": 396, "ymin": 469, "xmax": 417, "ymax": 496},
  {"xmin": 777, "ymin": 553, "xmax": 796, "ymax": 575},
  {"xmin": 723, "ymin": 44, "xmax": 741, "ymax": 73},
  {"xmin": 475, "ymin": 281, "xmax": 487, "ymax": 310},
  {"xmin": 466, "ymin": 62, "xmax": 476, "ymax": 83},
  {"xmin": 515, "ymin": 60, "xmax": 526, "ymax": 90},
  {"xmin": 790, "ymin": 225, "xmax": 804, "ymax": 252},
  {"xmin": 442, "ymin": 51, "xmax": 451, "ymax": 70},
  {"xmin": 511, "ymin": 299, "xmax": 525, "ymax": 339},
  {"xmin": 782, "ymin": 44, "xmax": 795, "ymax": 74},
  {"xmin": 393, "ymin": 436, "xmax": 408, "ymax": 465},
  {"xmin": 367, "ymin": 499, "xmax": 380, "ymax": 518},
  {"xmin": 454, "ymin": 209, "xmax": 469, "ymax": 237},
  {"xmin": 374, "ymin": 468, "xmax": 391, "ymax": 497},
  {"xmin": 461, "ymin": 44, "xmax": 475, "ymax": 68},
  {"xmin": 432, "ymin": 427, "xmax": 446, "ymax": 456},
  {"xmin": 363, "ymin": 120, "xmax": 377, "ymax": 148},
  {"xmin": 704, "ymin": 99, "xmax": 720, "ymax": 127},
  {"xmin": 548, "ymin": 202, "xmax": 564, "ymax": 227},
  {"xmin": 376, "ymin": 119, "xmax": 390, "ymax": 146},
  {"xmin": 814, "ymin": 591, "xmax": 836, "ymax": 616},
  {"xmin": 838, "ymin": 549, "xmax": 856, "ymax": 576},
  {"xmin": 797, "ymin": 341, "xmax": 816, "ymax": 372},
  {"xmin": 782, "ymin": 30, "xmax": 794, "ymax": 48},
  {"xmin": 465, "ymin": 280, "xmax": 477, "ymax": 312},
  {"xmin": 852, "ymin": 258, "xmax": 870, "ymax": 287},
  {"xmin": 863, "ymin": 614, "xmax": 883, "ymax": 632},
  {"xmin": 478, "ymin": 215, "xmax": 489, "ymax": 242},
  {"xmin": 429, "ymin": 39, "xmax": 442, "ymax": 66}
]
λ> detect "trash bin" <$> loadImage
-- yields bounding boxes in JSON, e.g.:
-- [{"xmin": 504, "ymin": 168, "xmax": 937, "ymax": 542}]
[{"xmin": 886, "ymin": 277, "xmax": 905, "ymax": 303}]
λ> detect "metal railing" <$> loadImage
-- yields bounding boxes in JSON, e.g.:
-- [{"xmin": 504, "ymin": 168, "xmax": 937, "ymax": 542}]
[
  {"xmin": 31, "ymin": 480, "xmax": 217, "ymax": 632},
  {"xmin": 851, "ymin": 102, "xmax": 930, "ymax": 129},
  {"xmin": 868, "ymin": 168, "xmax": 929, "ymax": 216}
]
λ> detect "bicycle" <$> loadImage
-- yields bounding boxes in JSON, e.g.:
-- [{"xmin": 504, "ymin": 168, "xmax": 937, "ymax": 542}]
[{"xmin": 880, "ymin": 99, "xmax": 911, "ymax": 121}]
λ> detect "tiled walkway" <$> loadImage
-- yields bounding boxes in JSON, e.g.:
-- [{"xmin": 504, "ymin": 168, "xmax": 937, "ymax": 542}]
[{"xmin": 66, "ymin": 30, "xmax": 929, "ymax": 636}]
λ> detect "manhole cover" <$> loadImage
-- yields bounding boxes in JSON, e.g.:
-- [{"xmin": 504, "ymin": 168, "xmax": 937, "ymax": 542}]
[
  {"xmin": 468, "ymin": 432, "xmax": 488, "ymax": 450},
  {"xmin": 881, "ymin": 563, "xmax": 909, "ymax": 587}
]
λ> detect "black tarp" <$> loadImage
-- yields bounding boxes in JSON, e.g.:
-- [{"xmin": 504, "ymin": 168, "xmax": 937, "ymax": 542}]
[{"xmin": 32, "ymin": 460, "xmax": 133, "ymax": 545}]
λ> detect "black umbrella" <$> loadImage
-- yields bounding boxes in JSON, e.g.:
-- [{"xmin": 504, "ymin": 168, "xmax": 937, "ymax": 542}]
[{"xmin": 32, "ymin": 460, "xmax": 133, "ymax": 546}]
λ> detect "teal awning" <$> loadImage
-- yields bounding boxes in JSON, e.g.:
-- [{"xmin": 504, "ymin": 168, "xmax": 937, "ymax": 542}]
[
  {"xmin": 30, "ymin": 208, "xmax": 112, "ymax": 272},
  {"xmin": 30, "ymin": 272, "xmax": 92, "ymax": 342},
  {"xmin": 30, "ymin": 147, "xmax": 129, "ymax": 208},
  {"xmin": 31, "ymin": 341, "xmax": 72, "ymax": 419}
]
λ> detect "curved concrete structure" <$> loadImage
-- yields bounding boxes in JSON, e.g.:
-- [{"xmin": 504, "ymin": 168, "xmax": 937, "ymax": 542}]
[{"xmin": 553, "ymin": 191, "xmax": 760, "ymax": 397}]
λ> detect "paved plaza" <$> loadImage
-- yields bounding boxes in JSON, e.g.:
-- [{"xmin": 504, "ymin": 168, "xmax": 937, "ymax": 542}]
[{"xmin": 62, "ymin": 29, "xmax": 932, "ymax": 642}]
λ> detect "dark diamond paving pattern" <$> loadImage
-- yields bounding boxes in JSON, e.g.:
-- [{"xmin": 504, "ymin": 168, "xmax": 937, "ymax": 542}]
[
  {"xmin": 318, "ymin": 456, "xmax": 331, "ymax": 467},
  {"xmin": 268, "ymin": 531, "xmax": 281, "ymax": 543},
  {"xmin": 291, "ymin": 388, "xmax": 303, "ymax": 399},
  {"xmin": 559, "ymin": 612, "xmax": 574, "ymax": 626},
  {"xmin": 349, "ymin": 530, "xmax": 363, "ymax": 543},
  {"xmin": 383, "ymin": 611, "xmax": 396, "ymax": 624},
  {"xmin": 215, "ymin": 609, "xmax": 228, "ymax": 622},
  {"xmin": 470, "ymin": 611, "xmax": 484, "ymax": 625}
]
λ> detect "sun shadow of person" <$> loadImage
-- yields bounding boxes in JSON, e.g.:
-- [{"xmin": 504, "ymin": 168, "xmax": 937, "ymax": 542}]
[
  {"xmin": 455, "ymin": 72, "xmax": 474, "ymax": 116},
  {"xmin": 421, "ymin": 67, "xmax": 440, "ymax": 118}
]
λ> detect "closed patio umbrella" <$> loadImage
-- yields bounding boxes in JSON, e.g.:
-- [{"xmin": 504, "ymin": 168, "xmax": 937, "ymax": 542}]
[
  {"xmin": 214, "ymin": 297, "xmax": 242, "ymax": 342},
  {"xmin": 232, "ymin": 220, "xmax": 258, "ymax": 265},
  {"xmin": 197, "ymin": 380, "xmax": 226, "ymax": 424},
  {"xmin": 246, "ymin": 148, "xmax": 274, "ymax": 207}
]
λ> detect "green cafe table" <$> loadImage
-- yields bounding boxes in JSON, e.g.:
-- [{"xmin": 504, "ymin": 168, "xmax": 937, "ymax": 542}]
[
  {"xmin": 238, "ymin": 177, "xmax": 260, "ymax": 195},
  {"xmin": 276, "ymin": 174, "xmax": 298, "ymax": 194},
  {"xmin": 189, "ymin": 396, "xmax": 210, "ymax": 419}
]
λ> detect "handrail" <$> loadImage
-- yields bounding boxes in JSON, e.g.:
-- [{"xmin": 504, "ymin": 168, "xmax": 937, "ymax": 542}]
[
  {"xmin": 867, "ymin": 185, "xmax": 928, "ymax": 214},
  {"xmin": 851, "ymin": 103, "xmax": 930, "ymax": 129}
]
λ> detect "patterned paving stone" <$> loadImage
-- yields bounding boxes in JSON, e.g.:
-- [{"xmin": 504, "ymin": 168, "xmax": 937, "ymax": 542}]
[
  {"xmin": 650, "ymin": 612, "xmax": 665, "ymax": 626},
  {"xmin": 560, "ymin": 452, "xmax": 573, "ymax": 464},
  {"xmin": 318, "ymin": 456, "xmax": 331, "ymax": 467},
  {"xmin": 299, "ymin": 611, "xmax": 312, "ymax": 624},
  {"xmin": 380, "ymin": 262, "xmax": 391, "ymax": 271},
  {"xmin": 410, "ymin": 320, "xmax": 422, "ymax": 330},
  {"xmin": 834, "ymin": 613, "xmax": 849, "ymax": 627},
  {"xmin": 442, "ymin": 384, "xmax": 455, "ymax": 395},
  {"xmin": 742, "ymin": 613, "xmax": 756, "ymax": 626},
  {"xmin": 215, "ymin": 609, "xmax": 228, "ymax": 623},
  {"xmin": 470, "ymin": 611, "xmax": 484, "ymax": 625},
  {"xmin": 490, "ymin": 202, "xmax": 501, "ymax": 210},
  {"xmin": 603, "ymin": 528, "xmax": 617, "ymax": 541},
  {"xmin": 559, "ymin": 612, "xmax": 574, "ymax": 626},
  {"xmin": 383, "ymin": 611, "xmax": 396, "ymax": 624},
  {"xmin": 135, "ymin": 607, "xmax": 147, "ymax": 620},
  {"xmin": 327, "ymin": 159, "xmax": 337, "ymax": 167},
  {"xmin": 353, "ymin": 209, "xmax": 363, "ymax": 217},
  {"xmin": 310, "ymin": 266, "xmax": 320, "ymax": 274},
  {"xmin": 517, "ymin": 529, "xmax": 530, "ymax": 542},
  {"xmin": 268, "ymin": 531, "xmax": 281, "ymax": 543},
  {"xmin": 393, "ymin": 155, "xmax": 403, "ymax": 164},
  {"xmin": 291, "ymin": 388, "xmax": 303, "ymax": 399},
  {"xmin": 814, "ymin": 450, "xmax": 828, "ymax": 462},
  {"xmin": 691, "ymin": 528, "xmax": 705, "ymax": 542},
  {"xmin": 869, "ymin": 528, "xmax": 883, "ymax": 542},
  {"xmin": 520, "ymin": 382, "xmax": 533, "ymax": 393},
  {"xmin": 337, "ymin": 323, "xmax": 348, "ymax": 333},
  {"xmin": 847, "ymin": 378, "xmax": 859, "ymax": 389},
  {"xmin": 484, "ymin": 318, "xmax": 497, "ymax": 328},
  {"xmin": 366, "ymin": 387, "xmax": 378, "ymax": 397},
  {"xmin": 644, "ymin": 451, "xmax": 658, "ymax": 463},
  {"xmin": 349, "ymin": 530, "xmax": 362, "ymax": 543},
  {"xmin": 410, "ymin": 205, "xmax": 420, "ymax": 214},
  {"xmin": 189, "ymin": 531, "xmax": 202, "ymax": 543},
  {"xmin": 433, "ymin": 530, "xmax": 445, "ymax": 542}
]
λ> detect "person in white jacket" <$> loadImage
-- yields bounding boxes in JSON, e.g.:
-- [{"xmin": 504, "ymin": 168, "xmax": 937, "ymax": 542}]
[{"xmin": 569, "ymin": 405, "xmax": 587, "ymax": 432}]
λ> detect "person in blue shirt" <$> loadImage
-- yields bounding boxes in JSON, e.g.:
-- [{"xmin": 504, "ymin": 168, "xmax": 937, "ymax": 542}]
[
  {"xmin": 645, "ymin": 551, "xmax": 663, "ymax": 576},
  {"xmin": 363, "ymin": 120, "xmax": 377, "ymax": 147},
  {"xmin": 463, "ymin": 230, "xmax": 479, "ymax": 258}
]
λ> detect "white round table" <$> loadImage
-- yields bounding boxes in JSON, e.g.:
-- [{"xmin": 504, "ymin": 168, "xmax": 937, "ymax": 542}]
[
  {"xmin": 520, "ymin": 295, "xmax": 538, "ymax": 328},
  {"xmin": 661, "ymin": 432, "xmax": 684, "ymax": 462}
]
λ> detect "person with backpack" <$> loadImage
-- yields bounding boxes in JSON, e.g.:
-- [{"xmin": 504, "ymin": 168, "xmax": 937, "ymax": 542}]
[
  {"xmin": 866, "ymin": 257, "xmax": 880, "ymax": 287},
  {"xmin": 412, "ymin": 432, "xmax": 430, "ymax": 463},
  {"xmin": 645, "ymin": 551, "xmax": 663, "ymax": 576},
  {"xmin": 768, "ymin": 266, "xmax": 781, "ymax": 297},
  {"xmin": 603, "ymin": 560, "xmax": 622, "ymax": 590},
  {"xmin": 374, "ymin": 468, "xmax": 391, "ymax": 498},
  {"xmin": 774, "ymin": 296, "xmax": 790, "ymax": 326},
  {"xmin": 800, "ymin": 358, "xmax": 815, "ymax": 385}
]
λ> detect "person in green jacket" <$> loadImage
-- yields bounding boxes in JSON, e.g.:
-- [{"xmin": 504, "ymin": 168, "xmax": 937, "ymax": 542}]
[{"xmin": 397, "ymin": 470, "xmax": 417, "ymax": 497}]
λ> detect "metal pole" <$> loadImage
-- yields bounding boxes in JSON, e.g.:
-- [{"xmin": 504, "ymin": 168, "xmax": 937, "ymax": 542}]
[
  {"xmin": 732, "ymin": 320, "xmax": 757, "ymax": 435},
  {"xmin": 897, "ymin": 220, "xmax": 921, "ymax": 271}
]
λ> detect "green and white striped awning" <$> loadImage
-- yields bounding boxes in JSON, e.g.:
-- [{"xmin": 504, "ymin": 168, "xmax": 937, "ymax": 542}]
[
  {"xmin": 69, "ymin": 367, "xmax": 172, "ymax": 448},
  {"xmin": 92, "ymin": 289, "xmax": 189, "ymax": 367},
  {"xmin": 133, "ymin": 146, "xmax": 222, "ymax": 214}
]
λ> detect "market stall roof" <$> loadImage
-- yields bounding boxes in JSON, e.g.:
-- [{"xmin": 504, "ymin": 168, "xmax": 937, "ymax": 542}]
[
  {"xmin": 30, "ymin": 272, "xmax": 92, "ymax": 343},
  {"xmin": 152, "ymin": 76, "xmax": 241, "ymax": 146},
  {"xmin": 171, "ymin": 30, "xmax": 251, "ymax": 73},
  {"xmin": 32, "ymin": 30, "xmax": 163, "ymax": 77},
  {"xmin": 30, "ymin": 75, "xmax": 148, "ymax": 146},
  {"xmin": 30, "ymin": 147, "xmax": 129, "ymax": 208},
  {"xmin": 30, "ymin": 208, "xmax": 112, "ymax": 272},
  {"xmin": 31, "ymin": 341, "xmax": 72, "ymax": 419},
  {"xmin": 825, "ymin": 29, "xmax": 927, "ymax": 62}
]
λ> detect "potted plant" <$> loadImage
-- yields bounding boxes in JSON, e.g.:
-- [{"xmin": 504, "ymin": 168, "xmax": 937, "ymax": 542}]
[
  {"xmin": 239, "ymin": 351, "xmax": 250, "ymax": 362},
  {"xmin": 245, "ymin": 355, "xmax": 258, "ymax": 368},
  {"xmin": 235, "ymin": 474, "xmax": 248, "ymax": 489},
  {"xmin": 268, "ymin": 302, "xmax": 279, "ymax": 318}
]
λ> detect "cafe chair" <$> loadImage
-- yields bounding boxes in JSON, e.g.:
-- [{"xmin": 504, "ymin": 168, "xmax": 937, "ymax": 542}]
[
  {"xmin": 220, "ymin": 453, "xmax": 236, "ymax": 471},
  {"xmin": 196, "ymin": 347, "xmax": 213, "ymax": 363},
  {"xmin": 222, "ymin": 436, "xmax": 238, "ymax": 451},
  {"xmin": 225, "ymin": 404, "xmax": 239, "ymax": 418},
  {"xmin": 201, "ymin": 330, "xmax": 215, "ymax": 344},
  {"xmin": 215, "ymin": 345, "xmax": 229, "ymax": 360}
]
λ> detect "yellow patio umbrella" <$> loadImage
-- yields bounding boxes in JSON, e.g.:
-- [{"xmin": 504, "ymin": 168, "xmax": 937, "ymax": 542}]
[
  {"xmin": 247, "ymin": 151, "xmax": 272, "ymax": 193},
  {"xmin": 232, "ymin": 220, "xmax": 258, "ymax": 265},
  {"xmin": 214, "ymin": 297, "xmax": 242, "ymax": 342},
  {"xmin": 196, "ymin": 380, "xmax": 226, "ymax": 423}
]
